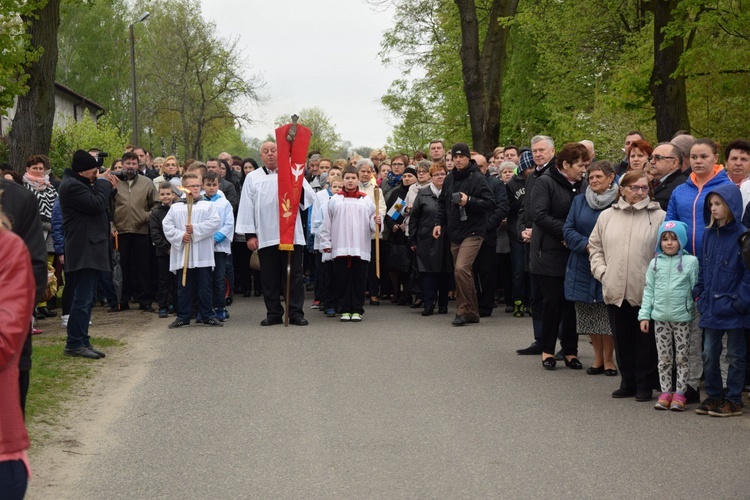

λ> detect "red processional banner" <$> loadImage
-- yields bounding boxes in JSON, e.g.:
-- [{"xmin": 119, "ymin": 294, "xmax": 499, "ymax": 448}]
[{"xmin": 275, "ymin": 122, "xmax": 312, "ymax": 251}]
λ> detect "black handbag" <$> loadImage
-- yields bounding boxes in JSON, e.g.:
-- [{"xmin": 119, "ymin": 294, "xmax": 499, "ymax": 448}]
[{"xmin": 389, "ymin": 243, "xmax": 412, "ymax": 273}]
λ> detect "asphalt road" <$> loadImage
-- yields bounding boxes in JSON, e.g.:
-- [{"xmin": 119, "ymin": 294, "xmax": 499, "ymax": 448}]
[{"xmin": 46, "ymin": 294, "xmax": 750, "ymax": 499}]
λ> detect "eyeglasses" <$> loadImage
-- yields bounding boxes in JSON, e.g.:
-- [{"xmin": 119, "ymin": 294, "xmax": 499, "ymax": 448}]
[
  {"xmin": 391, "ymin": 162, "xmax": 405, "ymax": 167},
  {"xmin": 648, "ymin": 154, "xmax": 677, "ymax": 162},
  {"xmin": 627, "ymin": 185, "xmax": 650, "ymax": 192}
]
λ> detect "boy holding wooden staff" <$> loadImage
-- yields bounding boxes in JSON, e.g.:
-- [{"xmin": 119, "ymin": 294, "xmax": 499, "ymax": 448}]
[{"xmin": 162, "ymin": 172, "xmax": 222, "ymax": 328}]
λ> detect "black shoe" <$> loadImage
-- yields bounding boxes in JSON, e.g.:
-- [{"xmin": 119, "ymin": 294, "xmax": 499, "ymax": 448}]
[
  {"xmin": 564, "ymin": 357, "xmax": 583, "ymax": 370},
  {"xmin": 604, "ymin": 368, "xmax": 618, "ymax": 377},
  {"xmin": 554, "ymin": 349, "xmax": 564, "ymax": 361},
  {"xmin": 369, "ymin": 298, "xmax": 380, "ymax": 306},
  {"xmin": 516, "ymin": 342, "xmax": 542, "ymax": 355},
  {"xmin": 39, "ymin": 307, "xmax": 57, "ymax": 318},
  {"xmin": 108, "ymin": 306, "xmax": 120, "ymax": 313},
  {"xmin": 410, "ymin": 299, "xmax": 424, "ymax": 309},
  {"xmin": 685, "ymin": 385, "xmax": 701, "ymax": 404},
  {"xmin": 203, "ymin": 318, "xmax": 224, "ymax": 327},
  {"xmin": 86, "ymin": 346, "xmax": 106, "ymax": 358},
  {"xmin": 611, "ymin": 388, "xmax": 636, "ymax": 398},
  {"xmin": 34, "ymin": 308, "xmax": 46, "ymax": 320},
  {"xmin": 254, "ymin": 290, "xmax": 262, "ymax": 297},
  {"xmin": 468, "ymin": 317, "xmax": 479, "ymax": 323},
  {"xmin": 139, "ymin": 304, "xmax": 155, "ymax": 312},
  {"xmin": 290, "ymin": 317, "xmax": 309, "ymax": 326},
  {"xmin": 168, "ymin": 318, "xmax": 190, "ymax": 328},
  {"xmin": 119, "ymin": 303, "xmax": 130, "ymax": 311},
  {"xmin": 479, "ymin": 311, "xmax": 492, "ymax": 318},
  {"xmin": 261, "ymin": 316, "xmax": 283, "ymax": 326},
  {"xmin": 64, "ymin": 347, "xmax": 100, "ymax": 359},
  {"xmin": 586, "ymin": 366, "xmax": 605, "ymax": 375},
  {"xmin": 226, "ymin": 295, "xmax": 233, "ymax": 306},
  {"xmin": 437, "ymin": 307, "xmax": 448, "ymax": 314},
  {"xmin": 504, "ymin": 305, "xmax": 514, "ymax": 313},
  {"xmin": 542, "ymin": 357, "xmax": 556, "ymax": 370},
  {"xmin": 452, "ymin": 316, "xmax": 468, "ymax": 326},
  {"xmin": 422, "ymin": 307, "xmax": 434, "ymax": 317},
  {"xmin": 635, "ymin": 390, "xmax": 653, "ymax": 402}
]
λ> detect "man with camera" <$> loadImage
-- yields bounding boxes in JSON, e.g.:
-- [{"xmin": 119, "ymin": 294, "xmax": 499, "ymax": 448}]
[
  {"xmin": 112, "ymin": 151, "xmax": 158, "ymax": 311},
  {"xmin": 58, "ymin": 150, "xmax": 119, "ymax": 358},
  {"xmin": 433, "ymin": 143, "xmax": 495, "ymax": 326}
]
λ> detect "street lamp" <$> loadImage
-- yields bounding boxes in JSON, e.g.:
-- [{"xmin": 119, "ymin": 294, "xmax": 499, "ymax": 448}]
[{"xmin": 129, "ymin": 12, "xmax": 150, "ymax": 146}]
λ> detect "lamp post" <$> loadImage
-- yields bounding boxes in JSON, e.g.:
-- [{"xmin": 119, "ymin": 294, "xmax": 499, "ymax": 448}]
[{"xmin": 129, "ymin": 12, "xmax": 150, "ymax": 146}]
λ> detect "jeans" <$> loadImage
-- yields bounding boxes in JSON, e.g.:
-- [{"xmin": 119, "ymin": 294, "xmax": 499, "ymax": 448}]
[
  {"xmin": 212, "ymin": 252, "xmax": 228, "ymax": 308},
  {"xmin": 178, "ymin": 267, "xmax": 214, "ymax": 322},
  {"xmin": 702, "ymin": 328, "xmax": 747, "ymax": 403},
  {"xmin": 66, "ymin": 268, "xmax": 99, "ymax": 350},
  {"xmin": 0, "ymin": 460, "xmax": 27, "ymax": 500}
]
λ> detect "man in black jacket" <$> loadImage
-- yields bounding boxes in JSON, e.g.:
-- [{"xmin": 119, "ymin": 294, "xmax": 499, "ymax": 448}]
[
  {"xmin": 472, "ymin": 154, "xmax": 509, "ymax": 317},
  {"xmin": 58, "ymin": 150, "xmax": 118, "ymax": 359},
  {"xmin": 649, "ymin": 142, "xmax": 686, "ymax": 211},
  {"xmin": 434, "ymin": 143, "xmax": 495, "ymax": 326}
]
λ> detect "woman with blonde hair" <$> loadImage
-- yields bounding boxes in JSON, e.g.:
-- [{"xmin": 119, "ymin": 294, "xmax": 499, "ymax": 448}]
[{"xmin": 153, "ymin": 156, "xmax": 181, "ymax": 188}]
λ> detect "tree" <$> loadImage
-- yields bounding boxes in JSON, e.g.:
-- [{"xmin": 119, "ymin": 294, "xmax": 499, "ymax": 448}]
[
  {"xmin": 8, "ymin": 0, "xmax": 62, "ymax": 171},
  {"xmin": 0, "ymin": 1, "xmax": 45, "ymax": 111},
  {"xmin": 135, "ymin": 0, "xmax": 262, "ymax": 159},
  {"xmin": 274, "ymin": 107, "xmax": 342, "ymax": 157},
  {"xmin": 48, "ymin": 114, "xmax": 129, "ymax": 176}
]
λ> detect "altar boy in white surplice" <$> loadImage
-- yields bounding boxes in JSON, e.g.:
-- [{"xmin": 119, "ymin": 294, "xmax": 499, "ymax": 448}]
[{"xmin": 162, "ymin": 172, "xmax": 221, "ymax": 328}]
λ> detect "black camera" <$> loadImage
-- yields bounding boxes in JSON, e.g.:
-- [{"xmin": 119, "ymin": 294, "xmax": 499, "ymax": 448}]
[
  {"xmin": 92, "ymin": 151, "xmax": 109, "ymax": 168},
  {"xmin": 451, "ymin": 192, "xmax": 468, "ymax": 222}
]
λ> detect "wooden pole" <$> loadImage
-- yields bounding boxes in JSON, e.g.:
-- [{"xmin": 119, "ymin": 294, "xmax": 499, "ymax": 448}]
[
  {"xmin": 284, "ymin": 251, "xmax": 292, "ymax": 327},
  {"xmin": 182, "ymin": 193, "xmax": 193, "ymax": 286},
  {"xmin": 374, "ymin": 188, "xmax": 381, "ymax": 279}
]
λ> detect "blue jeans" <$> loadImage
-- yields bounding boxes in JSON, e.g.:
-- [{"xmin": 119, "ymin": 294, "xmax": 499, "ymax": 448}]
[
  {"xmin": 212, "ymin": 252, "xmax": 228, "ymax": 308},
  {"xmin": 178, "ymin": 267, "xmax": 214, "ymax": 322},
  {"xmin": 0, "ymin": 460, "xmax": 27, "ymax": 500},
  {"xmin": 66, "ymin": 269, "xmax": 99, "ymax": 349},
  {"xmin": 703, "ymin": 328, "xmax": 747, "ymax": 403}
]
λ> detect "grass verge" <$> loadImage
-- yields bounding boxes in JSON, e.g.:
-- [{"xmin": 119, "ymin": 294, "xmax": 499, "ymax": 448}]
[{"xmin": 26, "ymin": 335, "xmax": 123, "ymax": 444}]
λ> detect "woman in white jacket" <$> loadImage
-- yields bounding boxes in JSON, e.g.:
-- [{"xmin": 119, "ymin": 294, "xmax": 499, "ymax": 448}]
[{"xmin": 588, "ymin": 170, "xmax": 665, "ymax": 402}]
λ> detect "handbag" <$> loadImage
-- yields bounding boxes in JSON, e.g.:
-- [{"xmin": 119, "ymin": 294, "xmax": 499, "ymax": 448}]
[
  {"xmin": 249, "ymin": 251, "xmax": 260, "ymax": 271},
  {"xmin": 389, "ymin": 243, "xmax": 412, "ymax": 273},
  {"xmin": 42, "ymin": 262, "xmax": 58, "ymax": 302}
]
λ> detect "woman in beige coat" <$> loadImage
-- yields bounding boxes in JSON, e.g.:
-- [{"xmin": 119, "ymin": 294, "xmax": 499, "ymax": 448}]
[{"xmin": 588, "ymin": 171, "xmax": 665, "ymax": 402}]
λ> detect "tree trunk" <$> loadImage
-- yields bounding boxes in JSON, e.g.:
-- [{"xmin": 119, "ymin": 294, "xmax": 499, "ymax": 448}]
[
  {"xmin": 9, "ymin": 0, "xmax": 61, "ymax": 172},
  {"xmin": 649, "ymin": 0, "xmax": 690, "ymax": 142},
  {"xmin": 454, "ymin": 0, "xmax": 517, "ymax": 154}
]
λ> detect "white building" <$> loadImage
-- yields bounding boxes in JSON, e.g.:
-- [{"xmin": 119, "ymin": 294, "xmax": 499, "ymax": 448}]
[{"xmin": 0, "ymin": 82, "xmax": 105, "ymax": 136}]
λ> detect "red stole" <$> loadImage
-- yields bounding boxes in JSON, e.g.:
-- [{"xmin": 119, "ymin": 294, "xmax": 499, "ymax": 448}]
[{"xmin": 275, "ymin": 123, "xmax": 312, "ymax": 250}]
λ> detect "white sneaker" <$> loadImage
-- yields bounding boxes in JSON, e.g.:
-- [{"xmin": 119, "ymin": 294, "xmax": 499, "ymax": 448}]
[
  {"xmin": 61, "ymin": 315, "xmax": 69, "ymax": 328},
  {"xmin": 340, "ymin": 313, "xmax": 351, "ymax": 322},
  {"xmin": 350, "ymin": 313, "xmax": 362, "ymax": 322}
]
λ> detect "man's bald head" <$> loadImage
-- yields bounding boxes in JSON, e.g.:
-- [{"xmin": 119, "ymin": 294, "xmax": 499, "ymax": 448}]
[{"xmin": 260, "ymin": 142, "xmax": 278, "ymax": 170}]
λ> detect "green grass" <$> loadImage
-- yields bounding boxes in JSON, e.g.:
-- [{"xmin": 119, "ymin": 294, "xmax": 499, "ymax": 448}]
[{"xmin": 26, "ymin": 336, "xmax": 123, "ymax": 442}]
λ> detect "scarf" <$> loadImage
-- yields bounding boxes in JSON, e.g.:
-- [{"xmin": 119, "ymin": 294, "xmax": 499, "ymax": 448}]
[
  {"xmin": 386, "ymin": 171, "xmax": 402, "ymax": 187},
  {"xmin": 429, "ymin": 182, "xmax": 441, "ymax": 198},
  {"xmin": 24, "ymin": 172, "xmax": 52, "ymax": 191},
  {"xmin": 585, "ymin": 183, "xmax": 618, "ymax": 210},
  {"xmin": 343, "ymin": 188, "xmax": 365, "ymax": 199}
]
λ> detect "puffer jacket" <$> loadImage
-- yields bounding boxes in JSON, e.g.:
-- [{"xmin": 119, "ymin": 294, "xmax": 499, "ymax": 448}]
[
  {"xmin": 638, "ymin": 220, "xmax": 698, "ymax": 323},
  {"xmin": 529, "ymin": 165, "xmax": 585, "ymax": 278},
  {"xmin": 692, "ymin": 183, "xmax": 750, "ymax": 329},
  {"xmin": 112, "ymin": 174, "xmax": 158, "ymax": 234},
  {"xmin": 665, "ymin": 165, "xmax": 733, "ymax": 258},
  {"xmin": 563, "ymin": 192, "xmax": 613, "ymax": 303},
  {"xmin": 589, "ymin": 197, "xmax": 665, "ymax": 307}
]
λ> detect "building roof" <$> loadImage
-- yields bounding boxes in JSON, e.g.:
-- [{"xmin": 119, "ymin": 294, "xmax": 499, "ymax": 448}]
[{"xmin": 54, "ymin": 82, "xmax": 105, "ymax": 112}]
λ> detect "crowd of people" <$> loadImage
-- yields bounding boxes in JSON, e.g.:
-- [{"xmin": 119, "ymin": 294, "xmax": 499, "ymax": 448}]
[{"xmin": 3, "ymin": 131, "xmax": 750, "ymax": 497}]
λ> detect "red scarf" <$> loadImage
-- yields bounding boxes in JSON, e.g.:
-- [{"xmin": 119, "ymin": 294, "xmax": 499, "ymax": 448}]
[{"xmin": 342, "ymin": 188, "xmax": 365, "ymax": 199}]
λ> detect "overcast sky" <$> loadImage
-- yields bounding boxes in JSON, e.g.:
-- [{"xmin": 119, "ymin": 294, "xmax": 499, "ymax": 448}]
[{"xmin": 199, "ymin": 0, "xmax": 406, "ymax": 149}]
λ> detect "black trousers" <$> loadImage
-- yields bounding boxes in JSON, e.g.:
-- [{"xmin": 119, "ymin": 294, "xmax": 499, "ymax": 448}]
[
  {"xmin": 473, "ymin": 244, "xmax": 498, "ymax": 316},
  {"xmin": 608, "ymin": 302, "xmax": 658, "ymax": 393},
  {"xmin": 258, "ymin": 244, "xmax": 305, "ymax": 320},
  {"xmin": 335, "ymin": 257, "xmax": 368, "ymax": 315},
  {"xmin": 232, "ymin": 241, "xmax": 252, "ymax": 294},
  {"xmin": 156, "ymin": 255, "xmax": 176, "ymax": 310},
  {"xmin": 319, "ymin": 259, "xmax": 338, "ymax": 311},
  {"xmin": 421, "ymin": 271, "xmax": 450, "ymax": 309},
  {"xmin": 537, "ymin": 274, "xmax": 577, "ymax": 356},
  {"xmin": 119, "ymin": 233, "xmax": 152, "ymax": 306}
]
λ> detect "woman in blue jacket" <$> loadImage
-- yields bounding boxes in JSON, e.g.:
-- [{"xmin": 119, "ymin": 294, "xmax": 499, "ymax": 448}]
[
  {"xmin": 563, "ymin": 161, "xmax": 618, "ymax": 375},
  {"xmin": 692, "ymin": 183, "xmax": 750, "ymax": 417}
]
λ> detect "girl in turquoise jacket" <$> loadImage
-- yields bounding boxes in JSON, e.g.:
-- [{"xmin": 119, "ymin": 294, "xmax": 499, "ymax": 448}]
[{"xmin": 638, "ymin": 220, "xmax": 698, "ymax": 411}]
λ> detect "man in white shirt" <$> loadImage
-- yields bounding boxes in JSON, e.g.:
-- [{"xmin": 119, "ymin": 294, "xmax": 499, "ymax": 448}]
[{"xmin": 236, "ymin": 141, "xmax": 316, "ymax": 326}]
